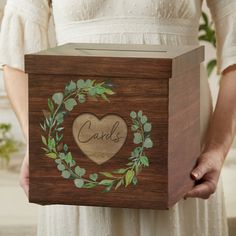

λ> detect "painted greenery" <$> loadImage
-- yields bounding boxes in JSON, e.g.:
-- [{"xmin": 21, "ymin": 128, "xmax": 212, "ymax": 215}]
[{"xmin": 40, "ymin": 79, "xmax": 153, "ymax": 192}]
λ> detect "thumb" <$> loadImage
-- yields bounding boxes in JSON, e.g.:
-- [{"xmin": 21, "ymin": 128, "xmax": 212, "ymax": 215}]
[{"xmin": 191, "ymin": 157, "xmax": 210, "ymax": 181}]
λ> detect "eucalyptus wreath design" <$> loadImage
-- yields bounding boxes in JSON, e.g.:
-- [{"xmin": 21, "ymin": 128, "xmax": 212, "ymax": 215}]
[{"xmin": 40, "ymin": 79, "xmax": 153, "ymax": 192}]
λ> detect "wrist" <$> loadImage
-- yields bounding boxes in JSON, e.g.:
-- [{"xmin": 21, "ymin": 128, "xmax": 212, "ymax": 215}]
[
  {"xmin": 22, "ymin": 119, "xmax": 29, "ymax": 143},
  {"xmin": 203, "ymin": 140, "xmax": 226, "ymax": 163}
]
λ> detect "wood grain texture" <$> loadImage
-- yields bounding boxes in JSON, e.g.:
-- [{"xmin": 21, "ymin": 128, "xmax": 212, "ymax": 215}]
[
  {"xmin": 72, "ymin": 113, "xmax": 128, "ymax": 165},
  {"xmin": 26, "ymin": 43, "xmax": 204, "ymax": 210},
  {"xmin": 25, "ymin": 43, "xmax": 204, "ymax": 79},
  {"xmin": 168, "ymin": 66, "xmax": 200, "ymax": 207},
  {"xmin": 29, "ymin": 74, "xmax": 169, "ymax": 209}
]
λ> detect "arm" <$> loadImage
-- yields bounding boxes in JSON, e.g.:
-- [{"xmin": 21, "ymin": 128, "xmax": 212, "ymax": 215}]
[
  {"xmin": 185, "ymin": 65, "xmax": 236, "ymax": 199},
  {"xmin": 0, "ymin": 0, "xmax": 51, "ymax": 196},
  {"xmin": 185, "ymin": 0, "xmax": 236, "ymax": 199},
  {"xmin": 3, "ymin": 66, "xmax": 28, "ymax": 140},
  {"xmin": 3, "ymin": 66, "xmax": 29, "ymax": 196}
]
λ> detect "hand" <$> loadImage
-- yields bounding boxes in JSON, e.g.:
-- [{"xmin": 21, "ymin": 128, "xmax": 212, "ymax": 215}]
[
  {"xmin": 184, "ymin": 149, "xmax": 225, "ymax": 199},
  {"xmin": 19, "ymin": 146, "xmax": 29, "ymax": 197}
]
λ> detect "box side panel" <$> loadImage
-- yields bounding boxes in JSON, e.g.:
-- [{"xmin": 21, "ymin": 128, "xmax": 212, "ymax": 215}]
[
  {"xmin": 168, "ymin": 66, "xmax": 200, "ymax": 207},
  {"xmin": 28, "ymin": 74, "xmax": 169, "ymax": 210},
  {"xmin": 172, "ymin": 46, "xmax": 204, "ymax": 78}
]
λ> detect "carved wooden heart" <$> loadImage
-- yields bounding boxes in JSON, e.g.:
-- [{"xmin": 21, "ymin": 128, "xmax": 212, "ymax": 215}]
[{"xmin": 72, "ymin": 113, "xmax": 128, "ymax": 165}]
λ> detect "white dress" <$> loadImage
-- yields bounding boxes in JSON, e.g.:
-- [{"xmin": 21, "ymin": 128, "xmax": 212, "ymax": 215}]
[{"xmin": 0, "ymin": 0, "xmax": 236, "ymax": 235}]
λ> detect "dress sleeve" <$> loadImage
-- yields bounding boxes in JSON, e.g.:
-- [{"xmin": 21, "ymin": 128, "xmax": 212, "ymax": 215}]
[
  {"xmin": 0, "ymin": 1, "xmax": 6, "ymax": 23},
  {"xmin": 0, "ymin": 0, "xmax": 51, "ymax": 71},
  {"xmin": 206, "ymin": 0, "xmax": 236, "ymax": 75}
]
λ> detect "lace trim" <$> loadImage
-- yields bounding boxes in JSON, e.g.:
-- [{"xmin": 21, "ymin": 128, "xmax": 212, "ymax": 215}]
[{"xmin": 56, "ymin": 16, "xmax": 199, "ymax": 45}]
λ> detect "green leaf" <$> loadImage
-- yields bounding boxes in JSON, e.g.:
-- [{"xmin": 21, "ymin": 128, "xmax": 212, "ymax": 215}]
[
  {"xmin": 202, "ymin": 12, "xmax": 209, "ymax": 25},
  {"xmin": 78, "ymin": 94, "xmax": 86, "ymax": 103},
  {"xmin": 207, "ymin": 59, "xmax": 217, "ymax": 77},
  {"xmin": 65, "ymin": 152, "xmax": 74, "ymax": 166},
  {"xmin": 115, "ymin": 179, "xmax": 123, "ymax": 190},
  {"xmin": 141, "ymin": 115, "xmax": 147, "ymax": 124},
  {"xmin": 132, "ymin": 176, "xmax": 138, "ymax": 185},
  {"xmin": 88, "ymin": 87, "xmax": 96, "ymax": 96},
  {"xmin": 99, "ymin": 172, "xmax": 114, "ymax": 178},
  {"xmin": 75, "ymin": 166, "xmax": 86, "ymax": 177},
  {"xmin": 95, "ymin": 86, "xmax": 106, "ymax": 95},
  {"xmin": 126, "ymin": 162, "xmax": 134, "ymax": 166},
  {"xmin": 46, "ymin": 152, "xmax": 57, "ymax": 159},
  {"xmin": 70, "ymin": 160, "xmax": 76, "ymax": 167},
  {"xmin": 67, "ymin": 81, "xmax": 76, "ymax": 91},
  {"xmin": 137, "ymin": 110, "xmax": 143, "ymax": 118},
  {"xmin": 55, "ymin": 112, "xmax": 64, "ymax": 123},
  {"xmin": 62, "ymin": 170, "xmax": 71, "ymax": 179},
  {"xmin": 140, "ymin": 156, "xmax": 149, "ymax": 167},
  {"xmin": 134, "ymin": 132, "xmax": 142, "ymax": 144},
  {"xmin": 41, "ymin": 147, "xmax": 49, "ymax": 152},
  {"xmin": 125, "ymin": 169, "xmax": 135, "ymax": 187},
  {"xmin": 41, "ymin": 135, "xmax": 47, "ymax": 146},
  {"xmin": 101, "ymin": 93, "xmax": 109, "ymax": 102},
  {"xmin": 40, "ymin": 122, "xmax": 46, "ymax": 132},
  {"xmin": 48, "ymin": 137, "xmax": 56, "ymax": 150},
  {"xmin": 83, "ymin": 182, "xmax": 98, "ymax": 188},
  {"xmin": 74, "ymin": 179, "xmax": 84, "ymax": 188},
  {"xmin": 57, "ymin": 164, "xmax": 65, "ymax": 171},
  {"xmin": 131, "ymin": 125, "xmax": 139, "ymax": 132},
  {"xmin": 104, "ymin": 88, "xmax": 115, "ymax": 95},
  {"xmin": 99, "ymin": 179, "xmax": 114, "ymax": 186},
  {"xmin": 56, "ymin": 127, "xmax": 64, "ymax": 132},
  {"xmin": 130, "ymin": 111, "xmax": 136, "ymax": 119},
  {"xmin": 133, "ymin": 147, "xmax": 141, "ymax": 157},
  {"xmin": 64, "ymin": 98, "xmax": 77, "ymax": 111},
  {"xmin": 52, "ymin": 92, "xmax": 63, "ymax": 105},
  {"xmin": 102, "ymin": 183, "xmax": 114, "ymax": 193},
  {"xmin": 144, "ymin": 138, "xmax": 153, "ymax": 148},
  {"xmin": 112, "ymin": 168, "xmax": 127, "ymax": 174},
  {"xmin": 89, "ymin": 173, "xmax": 98, "ymax": 181},
  {"xmin": 84, "ymin": 79, "xmax": 93, "ymax": 87},
  {"xmin": 135, "ymin": 164, "xmax": 140, "ymax": 174},
  {"xmin": 59, "ymin": 152, "xmax": 66, "ymax": 160},
  {"xmin": 144, "ymin": 123, "xmax": 152, "ymax": 132},
  {"xmin": 48, "ymin": 98, "xmax": 54, "ymax": 113},
  {"xmin": 77, "ymin": 79, "xmax": 85, "ymax": 89},
  {"xmin": 64, "ymin": 144, "xmax": 68, "ymax": 152},
  {"xmin": 55, "ymin": 159, "xmax": 61, "ymax": 164}
]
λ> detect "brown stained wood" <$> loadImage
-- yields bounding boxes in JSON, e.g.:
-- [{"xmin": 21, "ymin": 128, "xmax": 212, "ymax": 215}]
[
  {"xmin": 26, "ymin": 43, "xmax": 204, "ymax": 210},
  {"xmin": 28, "ymin": 74, "xmax": 169, "ymax": 209},
  {"xmin": 168, "ymin": 66, "xmax": 200, "ymax": 207},
  {"xmin": 72, "ymin": 113, "xmax": 128, "ymax": 165},
  {"xmin": 25, "ymin": 43, "xmax": 204, "ymax": 79},
  {"xmin": 25, "ymin": 55, "xmax": 172, "ymax": 79}
]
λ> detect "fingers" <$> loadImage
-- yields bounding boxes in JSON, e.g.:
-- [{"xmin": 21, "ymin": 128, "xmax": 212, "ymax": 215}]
[
  {"xmin": 184, "ymin": 179, "xmax": 217, "ymax": 199},
  {"xmin": 191, "ymin": 154, "xmax": 218, "ymax": 181},
  {"xmin": 184, "ymin": 150, "xmax": 225, "ymax": 200},
  {"xmin": 19, "ymin": 154, "xmax": 29, "ymax": 198},
  {"xmin": 19, "ymin": 173, "xmax": 29, "ymax": 197}
]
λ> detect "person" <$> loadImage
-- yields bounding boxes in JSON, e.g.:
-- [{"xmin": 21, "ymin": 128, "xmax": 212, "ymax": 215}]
[{"xmin": 0, "ymin": 0, "xmax": 236, "ymax": 235}]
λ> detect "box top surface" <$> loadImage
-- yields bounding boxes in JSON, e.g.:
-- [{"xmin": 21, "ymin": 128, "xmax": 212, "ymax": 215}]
[
  {"xmin": 30, "ymin": 43, "xmax": 200, "ymax": 59},
  {"xmin": 25, "ymin": 43, "xmax": 204, "ymax": 79}
]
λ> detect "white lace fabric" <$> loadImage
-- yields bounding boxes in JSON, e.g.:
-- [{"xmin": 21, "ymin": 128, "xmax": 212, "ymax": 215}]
[{"xmin": 0, "ymin": 0, "xmax": 234, "ymax": 236}]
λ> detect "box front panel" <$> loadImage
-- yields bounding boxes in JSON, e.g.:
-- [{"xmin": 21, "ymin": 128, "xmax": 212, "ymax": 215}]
[{"xmin": 29, "ymin": 74, "xmax": 169, "ymax": 209}]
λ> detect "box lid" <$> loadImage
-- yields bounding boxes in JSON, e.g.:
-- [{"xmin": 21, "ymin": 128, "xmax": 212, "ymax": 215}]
[{"xmin": 25, "ymin": 43, "xmax": 204, "ymax": 79}]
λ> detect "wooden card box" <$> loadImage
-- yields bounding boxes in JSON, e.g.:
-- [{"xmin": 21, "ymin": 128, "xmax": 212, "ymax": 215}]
[{"xmin": 25, "ymin": 43, "xmax": 204, "ymax": 210}]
